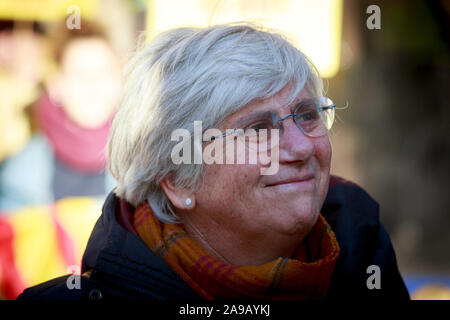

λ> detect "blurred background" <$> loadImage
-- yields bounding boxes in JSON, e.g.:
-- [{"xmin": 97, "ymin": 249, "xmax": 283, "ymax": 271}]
[{"xmin": 0, "ymin": 0, "xmax": 448, "ymax": 300}]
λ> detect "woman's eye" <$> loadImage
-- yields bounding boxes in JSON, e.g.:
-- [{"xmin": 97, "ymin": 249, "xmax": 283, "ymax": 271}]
[{"xmin": 298, "ymin": 110, "xmax": 319, "ymax": 122}]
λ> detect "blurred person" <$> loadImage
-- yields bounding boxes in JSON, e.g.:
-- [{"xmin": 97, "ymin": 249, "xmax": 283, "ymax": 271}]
[
  {"xmin": 0, "ymin": 18, "xmax": 49, "ymax": 301},
  {"xmin": 18, "ymin": 24, "xmax": 409, "ymax": 300},
  {"xmin": 0, "ymin": 19, "xmax": 46, "ymax": 163},
  {"xmin": 0, "ymin": 20, "xmax": 120, "ymax": 300},
  {"xmin": 0, "ymin": 20, "xmax": 120, "ymax": 211}
]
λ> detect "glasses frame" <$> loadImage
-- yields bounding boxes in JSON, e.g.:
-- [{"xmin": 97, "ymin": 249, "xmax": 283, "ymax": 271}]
[{"xmin": 207, "ymin": 96, "xmax": 336, "ymax": 142}]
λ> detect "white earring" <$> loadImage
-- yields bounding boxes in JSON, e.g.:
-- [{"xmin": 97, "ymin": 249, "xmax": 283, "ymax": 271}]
[{"xmin": 185, "ymin": 198, "xmax": 192, "ymax": 206}]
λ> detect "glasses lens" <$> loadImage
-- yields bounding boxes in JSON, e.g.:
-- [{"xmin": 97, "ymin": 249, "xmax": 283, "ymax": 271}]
[
  {"xmin": 294, "ymin": 97, "xmax": 335, "ymax": 137},
  {"xmin": 319, "ymin": 97, "xmax": 335, "ymax": 130}
]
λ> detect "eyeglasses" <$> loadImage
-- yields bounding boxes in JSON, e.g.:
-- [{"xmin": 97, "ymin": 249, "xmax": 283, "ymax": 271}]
[{"xmin": 206, "ymin": 96, "xmax": 335, "ymax": 151}]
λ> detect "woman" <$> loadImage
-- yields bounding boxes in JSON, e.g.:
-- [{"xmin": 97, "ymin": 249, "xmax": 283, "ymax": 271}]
[{"xmin": 18, "ymin": 24, "xmax": 409, "ymax": 300}]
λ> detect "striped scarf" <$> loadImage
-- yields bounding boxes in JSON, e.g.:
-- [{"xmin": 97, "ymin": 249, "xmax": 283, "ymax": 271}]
[{"xmin": 134, "ymin": 202, "xmax": 340, "ymax": 299}]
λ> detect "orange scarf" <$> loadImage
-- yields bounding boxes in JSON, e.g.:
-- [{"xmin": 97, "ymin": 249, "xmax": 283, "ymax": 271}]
[{"xmin": 134, "ymin": 202, "xmax": 340, "ymax": 300}]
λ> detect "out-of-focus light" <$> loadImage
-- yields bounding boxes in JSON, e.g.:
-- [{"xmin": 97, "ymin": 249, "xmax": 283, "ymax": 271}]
[
  {"xmin": 147, "ymin": 0, "xmax": 343, "ymax": 78},
  {"xmin": 0, "ymin": 0, "xmax": 98, "ymax": 21}
]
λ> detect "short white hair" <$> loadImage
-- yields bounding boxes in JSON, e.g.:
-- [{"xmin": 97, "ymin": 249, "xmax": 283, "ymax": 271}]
[{"xmin": 108, "ymin": 23, "xmax": 323, "ymax": 223}]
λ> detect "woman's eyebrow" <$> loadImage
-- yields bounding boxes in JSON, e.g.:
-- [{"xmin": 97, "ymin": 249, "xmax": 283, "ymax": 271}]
[
  {"xmin": 229, "ymin": 97, "xmax": 314, "ymax": 128},
  {"xmin": 232, "ymin": 111, "xmax": 273, "ymax": 128},
  {"xmin": 290, "ymin": 98, "xmax": 314, "ymax": 113}
]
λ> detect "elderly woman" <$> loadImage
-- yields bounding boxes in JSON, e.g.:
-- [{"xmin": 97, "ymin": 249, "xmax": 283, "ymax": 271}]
[{"xmin": 18, "ymin": 24, "xmax": 409, "ymax": 300}]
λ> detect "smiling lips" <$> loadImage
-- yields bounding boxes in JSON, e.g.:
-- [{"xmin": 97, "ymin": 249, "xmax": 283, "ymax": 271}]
[{"xmin": 265, "ymin": 173, "xmax": 315, "ymax": 187}]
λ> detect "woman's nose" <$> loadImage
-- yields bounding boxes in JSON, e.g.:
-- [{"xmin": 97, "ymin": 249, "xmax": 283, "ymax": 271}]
[{"xmin": 278, "ymin": 117, "xmax": 315, "ymax": 163}]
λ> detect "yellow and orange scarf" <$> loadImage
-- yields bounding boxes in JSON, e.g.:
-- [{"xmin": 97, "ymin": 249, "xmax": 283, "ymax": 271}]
[{"xmin": 134, "ymin": 202, "xmax": 340, "ymax": 300}]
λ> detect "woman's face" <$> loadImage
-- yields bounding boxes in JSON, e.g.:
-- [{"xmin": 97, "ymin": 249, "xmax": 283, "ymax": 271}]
[{"xmin": 193, "ymin": 85, "xmax": 332, "ymax": 239}]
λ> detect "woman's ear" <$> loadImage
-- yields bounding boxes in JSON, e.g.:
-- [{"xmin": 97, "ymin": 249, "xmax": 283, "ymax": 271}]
[{"xmin": 160, "ymin": 176, "xmax": 195, "ymax": 210}]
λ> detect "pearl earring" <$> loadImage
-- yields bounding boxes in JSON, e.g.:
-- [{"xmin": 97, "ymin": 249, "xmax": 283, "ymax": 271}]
[{"xmin": 185, "ymin": 198, "xmax": 192, "ymax": 206}]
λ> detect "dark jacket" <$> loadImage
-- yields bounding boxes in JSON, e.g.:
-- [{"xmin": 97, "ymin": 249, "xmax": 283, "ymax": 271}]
[{"xmin": 17, "ymin": 176, "xmax": 410, "ymax": 300}]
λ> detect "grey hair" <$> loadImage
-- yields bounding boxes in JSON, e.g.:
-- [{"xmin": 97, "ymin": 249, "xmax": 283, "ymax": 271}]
[{"xmin": 108, "ymin": 23, "xmax": 323, "ymax": 223}]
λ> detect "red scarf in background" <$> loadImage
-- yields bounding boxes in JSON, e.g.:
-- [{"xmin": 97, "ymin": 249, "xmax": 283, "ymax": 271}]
[
  {"xmin": 134, "ymin": 202, "xmax": 340, "ymax": 300},
  {"xmin": 35, "ymin": 92, "xmax": 112, "ymax": 173}
]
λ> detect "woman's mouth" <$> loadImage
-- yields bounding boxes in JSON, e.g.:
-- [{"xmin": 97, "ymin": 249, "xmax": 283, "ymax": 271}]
[{"xmin": 265, "ymin": 174, "xmax": 315, "ymax": 188}]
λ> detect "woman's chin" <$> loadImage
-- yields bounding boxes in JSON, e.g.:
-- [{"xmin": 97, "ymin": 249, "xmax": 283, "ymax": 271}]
[{"xmin": 271, "ymin": 205, "xmax": 320, "ymax": 236}]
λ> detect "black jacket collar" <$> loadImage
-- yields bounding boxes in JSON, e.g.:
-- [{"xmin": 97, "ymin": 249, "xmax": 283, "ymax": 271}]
[{"xmin": 81, "ymin": 192, "xmax": 199, "ymax": 300}]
